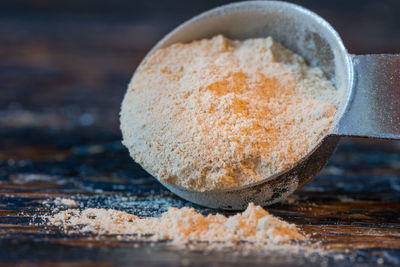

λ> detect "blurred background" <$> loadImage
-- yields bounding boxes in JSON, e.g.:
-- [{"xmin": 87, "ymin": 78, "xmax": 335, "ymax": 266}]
[{"xmin": 1, "ymin": 0, "xmax": 400, "ymax": 140}]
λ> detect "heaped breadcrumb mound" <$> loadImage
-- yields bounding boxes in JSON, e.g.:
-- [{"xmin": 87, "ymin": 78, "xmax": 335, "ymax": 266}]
[
  {"xmin": 47, "ymin": 203, "xmax": 304, "ymax": 245},
  {"xmin": 120, "ymin": 35, "xmax": 338, "ymax": 191}
]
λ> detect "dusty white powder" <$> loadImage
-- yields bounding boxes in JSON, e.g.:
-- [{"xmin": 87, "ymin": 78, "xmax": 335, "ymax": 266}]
[
  {"xmin": 46, "ymin": 203, "xmax": 304, "ymax": 246},
  {"xmin": 120, "ymin": 35, "xmax": 338, "ymax": 191}
]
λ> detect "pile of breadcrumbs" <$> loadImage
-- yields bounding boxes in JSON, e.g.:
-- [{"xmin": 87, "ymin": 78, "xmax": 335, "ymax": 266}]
[
  {"xmin": 46, "ymin": 202, "xmax": 305, "ymax": 246},
  {"xmin": 121, "ymin": 35, "xmax": 338, "ymax": 191}
]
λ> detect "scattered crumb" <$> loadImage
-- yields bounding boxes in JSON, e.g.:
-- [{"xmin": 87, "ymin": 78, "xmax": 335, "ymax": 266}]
[
  {"xmin": 54, "ymin": 198, "xmax": 78, "ymax": 207},
  {"xmin": 333, "ymin": 254, "xmax": 345, "ymax": 261}
]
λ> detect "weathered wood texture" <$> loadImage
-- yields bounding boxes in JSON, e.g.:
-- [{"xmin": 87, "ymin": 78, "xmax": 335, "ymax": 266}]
[{"xmin": 1, "ymin": 1, "xmax": 400, "ymax": 266}]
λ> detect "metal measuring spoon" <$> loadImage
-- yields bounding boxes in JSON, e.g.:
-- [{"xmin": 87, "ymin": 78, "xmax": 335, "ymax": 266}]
[{"xmin": 133, "ymin": 1, "xmax": 400, "ymax": 210}]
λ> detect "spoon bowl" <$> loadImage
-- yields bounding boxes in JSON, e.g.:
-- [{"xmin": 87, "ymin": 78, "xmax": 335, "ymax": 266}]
[{"xmin": 130, "ymin": 1, "xmax": 400, "ymax": 209}]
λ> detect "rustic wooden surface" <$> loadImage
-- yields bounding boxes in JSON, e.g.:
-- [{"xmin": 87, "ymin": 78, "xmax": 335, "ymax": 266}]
[{"xmin": 1, "ymin": 1, "xmax": 400, "ymax": 266}]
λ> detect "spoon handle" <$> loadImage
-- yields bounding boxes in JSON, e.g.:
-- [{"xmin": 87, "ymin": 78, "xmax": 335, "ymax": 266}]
[{"xmin": 335, "ymin": 54, "xmax": 400, "ymax": 139}]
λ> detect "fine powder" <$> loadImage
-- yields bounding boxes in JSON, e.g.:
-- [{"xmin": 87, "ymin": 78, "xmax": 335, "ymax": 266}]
[
  {"xmin": 120, "ymin": 35, "xmax": 339, "ymax": 191},
  {"xmin": 46, "ymin": 203, "xmax": 304, "ymax": 245}
]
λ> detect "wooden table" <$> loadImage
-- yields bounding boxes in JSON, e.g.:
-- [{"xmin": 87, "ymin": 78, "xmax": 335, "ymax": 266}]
[{"xmin": 1, "ymin": 1, "xmax": 400, "ymax": 266}]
